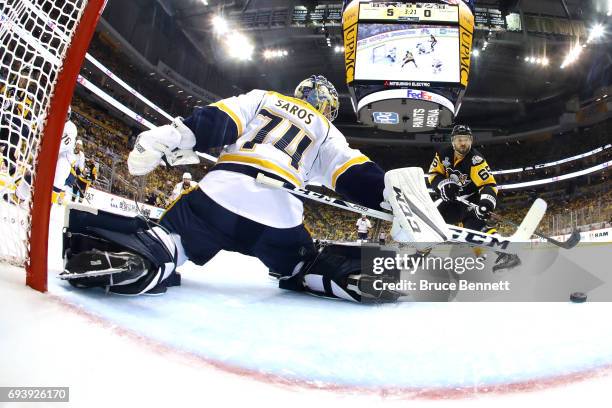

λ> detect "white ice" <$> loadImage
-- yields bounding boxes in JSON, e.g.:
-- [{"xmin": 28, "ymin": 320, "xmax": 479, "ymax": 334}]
[{"xmin": 1, "ymin": 204, "xmax": 612, "ymax": 407}]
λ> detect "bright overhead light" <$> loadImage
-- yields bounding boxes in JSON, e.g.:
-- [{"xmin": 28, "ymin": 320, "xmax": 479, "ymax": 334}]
[
  {"xmin": 524, "ymin": 56, "xmax": 529, "ymax": 62},
  {"xmin": 212, "ymin": 16, "xmax": 229, "ymax": 35},
  {"xmin": 542, "ymin": 58, "xmax": 549, "ymax": 66},
  {"xmin": 225, "ymin": 32, "xmax": 253, "ymax": 60},
  {"xmin": 263, "ymin": 49, "xmax": 288, "ymax": 59},
  {"xmin": 587, "ymin": 23, "xmax": 605, "ymax": 43},
  {"xmin": 472, "ymin": 49, "xmax": 479, "ymax": 57},
  {"xmin": 560, "ymin": 43, "xmax": 583, "ymax": 69}
]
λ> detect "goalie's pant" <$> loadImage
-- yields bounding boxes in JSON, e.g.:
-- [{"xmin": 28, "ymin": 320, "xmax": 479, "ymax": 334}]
[
  {"xmin": 67, "ymin": 187, "xmax": 397, "ymax": 302},
  {"xmin": 159, "ymin": 187, "xmax": 316, "ymax": 277},
  {"xmin": 162, "ymin": 189, "xmax": 400, "ymax": 302},
  {"xmin": 166, "ymin": 188, "xmax": 404, "ymax": 302}
]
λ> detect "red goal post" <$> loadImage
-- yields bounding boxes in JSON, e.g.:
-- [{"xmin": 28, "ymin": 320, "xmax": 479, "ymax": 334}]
[{"xmin": 1, "ymin": 0, "xmax": 106, "ymax": 292}]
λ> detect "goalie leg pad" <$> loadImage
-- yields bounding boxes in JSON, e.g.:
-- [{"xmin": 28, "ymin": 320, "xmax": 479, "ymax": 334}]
[
  {"xmin": 284, "ymin": 244, "xmax": 402, "ymax": 303},
  {"xmin": 64, "ymin": 207, "xmax": 178, "ymax": 295}
]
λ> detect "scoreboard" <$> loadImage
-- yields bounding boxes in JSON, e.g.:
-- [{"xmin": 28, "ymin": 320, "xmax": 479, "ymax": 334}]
[
  {"xmin": 358, "ymin": 2, "xmax": 458, "ymax": 23},
  {"xmin": 342, "ymin": 0, "xmax": 475, "ymax": 133}
]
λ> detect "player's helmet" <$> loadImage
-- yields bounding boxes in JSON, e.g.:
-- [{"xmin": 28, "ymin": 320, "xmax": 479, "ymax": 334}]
[
  {"xmin": 451, "ymin": 124, "xmax": 472, "ymax": 139},
  {"xmin": 294, "ymin": 75, "xmax": 339, "ymax": 122},
  {"xmin": 451, "ymin": 124, "xmax": 473, "ymax": 155}
]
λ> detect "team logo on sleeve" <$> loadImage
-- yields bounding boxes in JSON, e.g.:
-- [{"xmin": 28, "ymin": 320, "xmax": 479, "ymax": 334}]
[{"xmin": 472, "ymin": 155, "xmax": 483, "ymax": 165}]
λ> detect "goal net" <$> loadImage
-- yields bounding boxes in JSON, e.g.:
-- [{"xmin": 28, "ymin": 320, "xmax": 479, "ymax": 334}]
[
  {"xmin": 0, "ymin": 0, "xmax": 104, "ymax": 291},
  {"xmin": 371, "ymin": 44, "xmax": 396, "ymax": 65}
]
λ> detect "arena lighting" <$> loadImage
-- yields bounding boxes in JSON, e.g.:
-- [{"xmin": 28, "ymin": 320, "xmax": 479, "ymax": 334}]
[
  {"xmin": 225, "ymin": 32, "xmax": 254, "ymax": 60},
  {"xmin": 74, "ymin": 55, "xmax": 612, "ymax": 190},
  {"xmin": 212, "ymin": 15, "xmax": 229, "ymax": 36},
  {"xmin": 587, "ymin": 23, "xmax": 605, "ymax": 43},
  {"xmin": 334, "ymin": 45, "xmax": 345, "ymax": 53},
  {"xmin": 560, "ymin": 43, "xmax": 583, "ymax": 68},
  {"xmin": 263, "ymin": 49, "xmax": 288, "ymax": 59},
  {"xmin": 472, "ymin": 49, "xmax": 480, "ymax": 57},
  {"xmin": 498, "ymin": 160, "xmax": 612, "ymax": 190}
]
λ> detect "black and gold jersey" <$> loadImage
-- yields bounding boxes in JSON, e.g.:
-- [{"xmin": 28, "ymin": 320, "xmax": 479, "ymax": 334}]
[
  {"xmin": 0, "ymin": 84, "xmax": 34, "ymax": 122},
  {"xmin": 428, "ymin": 146, "xmax": 498, "ymax": 201}
]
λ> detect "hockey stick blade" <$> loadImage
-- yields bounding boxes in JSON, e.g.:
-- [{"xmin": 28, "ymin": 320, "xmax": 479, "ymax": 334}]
[
  {"xmin": 509, "ymin": 198, "xmax": 547, "ymax": 242},
  {"xmin": 541, "ymin": 228, "xmax": 581, "ymax": 250}
]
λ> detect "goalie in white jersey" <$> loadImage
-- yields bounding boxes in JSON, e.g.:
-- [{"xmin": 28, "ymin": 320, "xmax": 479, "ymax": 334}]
[{"xmin": 62, "ymin": 75, "xmax": 448, "ymax": 301}]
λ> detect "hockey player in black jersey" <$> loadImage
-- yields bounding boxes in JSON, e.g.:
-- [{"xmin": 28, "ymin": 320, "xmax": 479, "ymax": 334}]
[{"xmin": 428, "ymin": 125, "xmax": 521, "ymax": 272}]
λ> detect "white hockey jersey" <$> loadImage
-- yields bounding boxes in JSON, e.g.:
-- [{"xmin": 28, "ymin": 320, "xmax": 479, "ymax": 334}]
[
  {"xmin": 201, "ymin": 90, "xmax": 370, "ymax": 228},
  {"xmin": 59, "ymin": 120, "xmax": 78, "ymax": 157}
]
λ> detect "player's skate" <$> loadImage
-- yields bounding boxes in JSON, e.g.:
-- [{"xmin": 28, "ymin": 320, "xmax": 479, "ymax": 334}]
[{"xmin": 492, "ymin": 252, "xmax": 522, "ymax": 272}]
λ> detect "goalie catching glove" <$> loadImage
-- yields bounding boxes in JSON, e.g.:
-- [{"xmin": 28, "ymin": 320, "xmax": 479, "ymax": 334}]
[
  {"xmin": 383, "ymin": 168, "xmax": 450, "ymax": 245},
  {"xmin": 128, "ymin": 117, "xmax": 199, "ymax": 176}
]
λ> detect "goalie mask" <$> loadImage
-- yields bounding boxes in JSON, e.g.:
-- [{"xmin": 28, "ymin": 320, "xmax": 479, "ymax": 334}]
[
  {"xmin": 294, "ymin": 75, "xmax": 339, "ymax": 122},
  {"xmin": 451, "ymin": 124, "xmax": 473, "ymax": 156}
]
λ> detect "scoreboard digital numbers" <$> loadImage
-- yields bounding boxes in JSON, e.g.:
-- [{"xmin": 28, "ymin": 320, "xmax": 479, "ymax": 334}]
[{"xmin": 358, "ymin": 2, "xmax": 458, "ymax": 24}]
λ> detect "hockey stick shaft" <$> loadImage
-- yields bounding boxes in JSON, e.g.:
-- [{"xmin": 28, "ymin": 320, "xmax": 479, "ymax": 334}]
[
  {"xmin": 457, "ymin": 198, "xmax": 579, "ymax": 249},
  {"xmin": 256, "ymin": 173, "xmax": 520, "ymax": 254}
]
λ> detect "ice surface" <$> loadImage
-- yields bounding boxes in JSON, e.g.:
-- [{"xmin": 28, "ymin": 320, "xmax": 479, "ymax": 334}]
[{"xmin": 1, "ymin": 205, "xmax": 611, "ymax": 406}]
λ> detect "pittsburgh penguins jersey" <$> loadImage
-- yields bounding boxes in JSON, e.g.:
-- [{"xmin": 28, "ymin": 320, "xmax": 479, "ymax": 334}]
[
  {"xmin": 0, "ymin": 84, "xmax": 33, "ymax": 122},
  {"xmin": 183, "ymin": 89, "xmax": 382, "ymax": 228},
  {"xmin": 428, "ymin": 146, "xmax": 498, "ymax": 203}
]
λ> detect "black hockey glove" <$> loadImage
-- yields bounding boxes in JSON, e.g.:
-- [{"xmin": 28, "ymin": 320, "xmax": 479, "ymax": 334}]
[
  {"xmin": 437, "ymin": 179, "xmax": 460, "ymax": 202},
  {"xmin": 475, "ymin": 194, "xmax": 496, "ymax": 220}
]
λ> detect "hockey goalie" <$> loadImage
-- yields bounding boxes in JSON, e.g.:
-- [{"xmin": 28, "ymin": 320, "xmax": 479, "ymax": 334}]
[{"xmin": 61, "ymin": 75, "xmax": 448, "ymax": 302}]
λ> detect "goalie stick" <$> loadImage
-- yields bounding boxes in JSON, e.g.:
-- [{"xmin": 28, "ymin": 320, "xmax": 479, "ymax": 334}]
[
  {"xmin": 456, "ymin": 197, "xmax": 580, "ymax": 250},
  {"xmin": 255, "ymin": 173, "xmax": 543, "ymax": 254}
]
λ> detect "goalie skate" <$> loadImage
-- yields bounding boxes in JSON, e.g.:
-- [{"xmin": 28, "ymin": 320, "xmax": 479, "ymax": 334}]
[{"xmin": 59, "ymin": 250, "xmax": 149, "ymax": 280}]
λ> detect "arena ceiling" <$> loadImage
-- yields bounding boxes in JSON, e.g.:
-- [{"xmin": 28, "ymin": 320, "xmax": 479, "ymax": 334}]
[{"xmin": 151, "ymin": 0, "xmax": 609, "ymax": 130}]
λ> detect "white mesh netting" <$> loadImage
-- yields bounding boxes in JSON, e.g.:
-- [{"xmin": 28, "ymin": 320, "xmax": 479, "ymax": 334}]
[{"xmin": 1, "ymin": 0, "xmax": 89, "ymax": 265}]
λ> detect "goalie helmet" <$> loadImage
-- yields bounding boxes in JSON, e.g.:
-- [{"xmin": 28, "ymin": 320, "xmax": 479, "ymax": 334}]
[{"xmin": 294, "ymin": 75, "xmax": 339, "ymax": 122}]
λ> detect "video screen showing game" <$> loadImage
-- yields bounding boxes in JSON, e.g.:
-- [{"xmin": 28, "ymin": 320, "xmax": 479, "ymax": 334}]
[{"xmin": 355, "ymin": 24, "xmax": 460, "ymax": 83}]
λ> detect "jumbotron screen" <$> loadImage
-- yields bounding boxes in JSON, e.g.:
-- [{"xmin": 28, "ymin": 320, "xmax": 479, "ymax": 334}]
[{"xmin": 354, "ymin": 24, "xmax": 460, "ymax": 83}]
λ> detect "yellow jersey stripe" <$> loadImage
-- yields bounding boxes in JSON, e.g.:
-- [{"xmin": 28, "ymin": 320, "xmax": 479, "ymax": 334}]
[
  {"xmin": 211, "ymin": 101, "xmax": 243, "ymax": 135},
  {"xmin": 331, "ymin": 155, "xmax": 370, "ymax": 189},
  {"xmin": 218, "ymin": 154, "xmax": 302, "ymax": 187},
  {"xmin": 160, "ymin": 185, "xmax": 200, "ymax": 220}
]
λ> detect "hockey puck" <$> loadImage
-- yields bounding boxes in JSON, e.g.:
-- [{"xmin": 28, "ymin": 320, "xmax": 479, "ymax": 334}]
[{"xmin": 570, "ymin": 292, "xmax": 587, "ymax": 303}]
